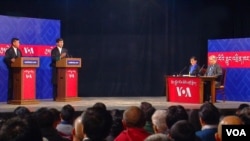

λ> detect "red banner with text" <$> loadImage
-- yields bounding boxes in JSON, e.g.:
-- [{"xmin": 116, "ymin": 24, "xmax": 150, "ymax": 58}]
[
  {"xmin": 167, "ymin": 76, "xmax": 202, "ymax": 103},
  {"xmin": 208, "ymin": 52, "xmax": 250, "ymax": 68},
  {"xmin": 0, "ymin": 44, "xmax": 54, "ymax": 57},
  {"xmin": 22, "ymin": 69, "xmax": 36, "ymax": 99},
  {"xmin": 66, "ymin": 68, "xmax": 78, "ymax": 97}
]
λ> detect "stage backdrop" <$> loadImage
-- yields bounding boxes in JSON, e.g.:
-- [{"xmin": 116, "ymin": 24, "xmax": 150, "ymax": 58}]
[
  {"xmin": 0, "ymin": 15, "xmax": 60, "ymax": 102},
  {"xmin": 208, "ymin": 38, "xmax": 250, "ymax": 102}
]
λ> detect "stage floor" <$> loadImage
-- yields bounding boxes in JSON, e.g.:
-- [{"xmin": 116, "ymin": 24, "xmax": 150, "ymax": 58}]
[{"xmin": 0, "ymin": 96, "xmax": 249, "ymax": 113}]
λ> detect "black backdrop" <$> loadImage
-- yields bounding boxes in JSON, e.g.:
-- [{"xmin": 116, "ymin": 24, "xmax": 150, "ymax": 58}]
[{"xmin": 1, "ymin": 0, "xmax": 250, "ymax": 97}]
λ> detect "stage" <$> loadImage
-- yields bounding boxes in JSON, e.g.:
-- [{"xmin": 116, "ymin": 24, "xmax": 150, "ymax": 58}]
[{"xmin": 0, "ymin": 96, "xmax": 248, "ymax": 113}]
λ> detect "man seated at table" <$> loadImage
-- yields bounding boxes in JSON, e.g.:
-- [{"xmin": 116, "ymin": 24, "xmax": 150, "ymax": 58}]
[{"xmin": 204, "ymin": 55, "xmax": 223, "ymax": 101}]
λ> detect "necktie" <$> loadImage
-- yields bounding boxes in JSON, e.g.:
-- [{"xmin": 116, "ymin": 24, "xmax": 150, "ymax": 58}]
[{"xmin": 208, "ymin": 65, "xmax": 214, "ymax": 76}]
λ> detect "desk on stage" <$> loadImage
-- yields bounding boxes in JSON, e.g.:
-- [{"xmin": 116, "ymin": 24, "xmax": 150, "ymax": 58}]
[{"xmin": 165, "ymin": 75, "xmax": 216, "ymax": 104}]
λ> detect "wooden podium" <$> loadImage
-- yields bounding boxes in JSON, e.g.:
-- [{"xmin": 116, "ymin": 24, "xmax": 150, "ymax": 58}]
[
  {"xmin": 9, "ymin": 57, "xmax": 40, "ymax": 105},
  {"xmin": 55, "ymin": 58, "xmax": 82, "ymax": 102},
  {"xmin": 166, "ymin": 75, "xmax": 217, "ymax": 104}
]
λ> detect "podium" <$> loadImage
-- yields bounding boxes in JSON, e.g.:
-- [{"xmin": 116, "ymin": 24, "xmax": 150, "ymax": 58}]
[
  {"xmin": 55, "ymin": 58, "xmax": 82, "ymax": 102},
  {"xmin": 9, "ymin": 57, "xmax": 40, "ymax": 105},
  {"xmin": 165, "ymin": 75, "xmax": 216, "ymax": 104}
]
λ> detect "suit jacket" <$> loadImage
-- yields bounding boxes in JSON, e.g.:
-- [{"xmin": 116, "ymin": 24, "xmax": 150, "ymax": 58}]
[
  {"xmin": 4, "ymin": 46, "xmax": 22, "ymax": 68},
  {"xmin": 50, "ymin": 47, "xmax": 68, "ymax": 84},
  {"xmin": 195, "ymin": 128, "xmax": 217, "ymax": 141},
  {"xmin": 50, "ymin": 47, "xmax": 68, "ymax": 67},
  {"xmin": 205, "ymin": 63, "xmax": 222, "ymax": 83},
  {"xmin": 188, "ymin": 64, "xmax": 200, "ymax": 76}
]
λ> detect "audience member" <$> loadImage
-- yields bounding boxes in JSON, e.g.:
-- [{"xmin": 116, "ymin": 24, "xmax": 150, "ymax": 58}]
[
  {"xmin": 188, "ymin": 109, "xmax": 201, "ymax": 132},
  {"xmin": 72, "ymin": 115, "xmax": 84, "ymax": 141},
  {"xmin": 144, "ymin": 133, "xmax": 172, "ymax": 141},
  {"xmin": 166, "ymin": 105, "xmax": 188, "ymax": 129},
  {"xmin": 115, "ymin": 106, "xmax": 150, "ymax": 141},
  {"xmin": 0, "ymin": 115, "xmax": 43, "ymax": 141},
  {"xmin": 195, "ymin": 102, "xmax": 220, "ymax": 141},
  {"xmin": 151, "ymin": 109, "xmax": 168, "ymax": 134},
  {"xmin": 106, "ymin": 109, "xmax": 124, "ymax": 141},
  {"xmin": 13, "ymin": 106, "xmax": 31, "ymax": 118},
  {"xmin": 93, "ymin": 102, "xmax": 107, "ymax": 110},
  {"xmin": 140, "ymin": 102, "xmax": 156, "ymax": 134},
  {"xmin": 215, "ymin": 115, "xmax": 243, "ymax": 141},
  {"xmin": 56, "ymin": 104, "xmax": 75, "ymax": 140},
  {"xmin": 235, "ymin": 103, "xmax": 249, "ymax": 115},
  {"xmin": 82, "ymin": 107, "xmax": 113, "ymax": 141},
  {"xmin": 238, "ymin": 106, "xmax": 250, "ymax": 125},
  {"xmin": 34, "ymin": 107, "xmax": 69, "ymax": 141},
  {"xmin": 168, "ymin": 120, "xmax": 198, "ymax": 141},
  {"xmin": 49, "ymin": 108, "xmax": 61, "ymax": 129}
]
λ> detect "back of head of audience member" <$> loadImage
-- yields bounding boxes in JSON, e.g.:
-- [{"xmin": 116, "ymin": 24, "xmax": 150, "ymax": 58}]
[
  {"xmin": 49, "ymin": 108, "xmax": 61, "ymax": 129},
  {"xmin": 236, "ymin": 103, "xmax": 249, "ymax": 115},
  {"xmin": 61, "ymin": 104, "xmax": 75, "ymax": 124},
  {"xmin": 188, "ymin": 109, "xmax": 201, "ymax": 132},
  {"xmin": 108, "ymin": 109, "xmax": 124, "ymax": 138},
  {"xmin": 72, "ymin": 116, "xmax": 84, "ymax": 141},
  {"xmin": 13, "ymin": 106, "xmax": 31, "ymax": 118},
  {"xmin": 151, "ymin": 110, "xmax": 168, "ymax": 134},
  {"xmin": 169, "ymin": 120, "xmax": 196, "ymax": 141},
  {"xmin": 123, "ymin": 106, "xmax": 146, "ymax": 128},
  {"xmin": 215, "ymin": 115, "xmax": 243, "ymax": 141},
  {"xmin": 140, "ymin": 102, "xmax": 156, "ymax": 122},
  {"xmin": 82, "ymin": 107, "xmax": 112, "ymax": 141},
  {"xmin": 144, "ymin": 133, "xmax": 172, "ymax": 141},
  {"xmin": 93, "ymin": 102, "xmax": 107, "ymax": 110},
  {"xmin": 0, "ymin": 115, "xmax": 43, "ymax": 141},
  {"xmin": 166, "ymin": 105, "xmax": 188, "ymax": 129},
  {"xmin": 198, "ymin": 102, "xmax": 220, "ymax": 126},
  {"xmin": 238, "ymin": 106, "xmax": 250, "ymax": 125},
  {"xmin": 34, "ymin": 107, "xmax": 54, "ymax": 128}
]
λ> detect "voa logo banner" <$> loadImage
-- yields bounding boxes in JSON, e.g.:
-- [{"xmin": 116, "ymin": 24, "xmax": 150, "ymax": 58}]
[{"xmin": 176, "ymin": 87, "xmax": 191, "ymax": 97}]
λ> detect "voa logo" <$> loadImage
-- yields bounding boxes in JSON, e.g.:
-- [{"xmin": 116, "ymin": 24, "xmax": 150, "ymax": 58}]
[
  {"xmin": 176, "ymin": 87, "xmax": 192, "ymax": 97},
  {"xmin": 23, "ymin": 47, "xmax": 34, "ymax": 55}
]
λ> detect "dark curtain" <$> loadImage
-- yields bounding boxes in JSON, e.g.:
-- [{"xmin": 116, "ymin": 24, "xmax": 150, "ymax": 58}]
[{"xmin": 0, "ymin": 0, "xmax": 249, "ymax": 97}]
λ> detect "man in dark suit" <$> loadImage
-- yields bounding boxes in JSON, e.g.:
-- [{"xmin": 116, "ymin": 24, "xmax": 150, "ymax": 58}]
[
  {"xmin": 203, "ymin": 55, "xmax": 223, "ymax": 101},
  {"xmin": 50, "ymin": 38, "xmax": 68, "ymax": 101},
  {"xmin": 4, "ymin": 38, "xmax": 22, "ymax": 102},
  {"xmin": 188, "ymin": 56, "xmax": 200, "ymax": 76}
]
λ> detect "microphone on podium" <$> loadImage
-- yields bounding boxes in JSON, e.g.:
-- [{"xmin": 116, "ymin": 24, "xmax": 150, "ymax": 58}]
[
  {"xmin": 178, "ymin": 66, "xmax": 187, "ymax": 76},
  {"xmin": 198, "ymin": 64, "xmax": 205, "ymax": 76}
]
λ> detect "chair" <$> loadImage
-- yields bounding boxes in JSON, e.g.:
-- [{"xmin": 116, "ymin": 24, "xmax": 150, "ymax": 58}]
[{"xmin": 215, "ymin": 69, "xmax": 226, "ymax": 102}]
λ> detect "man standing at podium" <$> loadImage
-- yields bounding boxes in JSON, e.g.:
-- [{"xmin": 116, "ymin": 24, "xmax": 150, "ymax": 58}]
[
  {"xmin": 50, "ymin": 38, "xmax": 68, "ymax": 101},
  {"xmin": 4, "ymin": 38, "xmax": 22, "ymax": 101}
]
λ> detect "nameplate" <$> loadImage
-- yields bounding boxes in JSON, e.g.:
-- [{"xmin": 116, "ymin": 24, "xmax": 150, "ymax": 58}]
[
  {"xmin": 67, "ymin": 60, "xmax": 80, "ymax": 65},
  {"xmin": 23, "ymin": 60, "xmax": 39, "ymax": 65}
]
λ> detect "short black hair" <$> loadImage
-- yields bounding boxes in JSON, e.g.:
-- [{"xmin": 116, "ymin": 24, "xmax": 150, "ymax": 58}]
[
  {"xmin": 140, "ymin": 102, "xmax": 156, "ymax": 122},
  {"xmin": 61, "ymin": 104, "xmax": 75, "ymax": 123},
  {"xmin": 11, "ymin": 38, "xmax": 19, "ymax": 45},
  {"xmin": 82, "ymin": 107, "xmax": 113, "ymax": 141},
  {"xmin": 93, "ymin": 102, "xmax": 107, "ymax": 111},
  {"xmin": 0, "ymin": 116, "xmax": 43, "ymax": 141},
  {"xmin": 49, "ymin": 108, "xmax": 61, "ymax": 122},
  {"xmin": 33, "ymin": 107, "xmax": 54, "ymax": 128},
  {"xmin": 198, "ymin": 102, "xmax": 220, "ymax": 125},
  {"xmin": 169, "ymin": 120, "xmax": 196, "ymax": 141},
  {"xmin": 56, "ymin": 38, "xmax": 63, "ymax": 43},
  {"xmin": 13, "ymin": 106, "xmax": 31, "ymax": 118},
  {"xmin": 190, "ymin": 56, "xmax": 197, "ymax": 61},
  {"xmin": 166, "ymin": 105, "xmax": 188, "ymax": 129}
]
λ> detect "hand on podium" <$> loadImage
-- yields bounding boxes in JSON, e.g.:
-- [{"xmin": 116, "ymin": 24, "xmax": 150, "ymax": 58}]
[
  {"xmin": 11, "ymin": 58, "xmax": 15, "ymax": 63},
  {"xmin": 60, "ymin": 53, "xmax": 67, "ymax": 59}
]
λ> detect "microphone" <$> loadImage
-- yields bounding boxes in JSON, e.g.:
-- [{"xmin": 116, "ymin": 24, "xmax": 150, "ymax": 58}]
[
  {"xmin": 179, "ymin": 66, "xmax": 187, "ymax": 76},
  {"xmin": 198, "ymin": 64, "xmax": 205, "ymax": 76}
]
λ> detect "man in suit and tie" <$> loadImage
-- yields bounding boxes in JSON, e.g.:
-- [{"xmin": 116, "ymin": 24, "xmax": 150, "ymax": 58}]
[
  {"xmin": 203, "ymin": 55, "xmax": 222, "ymax": 101},
  {"xmin": 4, "ymin": 38, "xmax": 22, "ymax": 102},
  {"xmin": 50, "ymin": 38, "xmax": 68, "ymax": 101}
]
